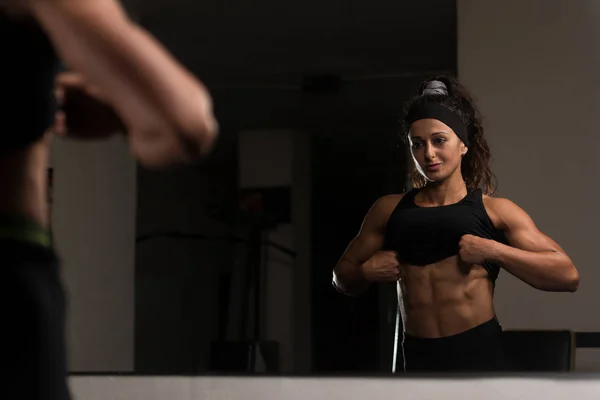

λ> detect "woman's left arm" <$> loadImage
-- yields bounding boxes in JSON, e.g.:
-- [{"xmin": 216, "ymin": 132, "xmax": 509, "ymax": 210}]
[{"xmin": 483, "ymin": 197, "xmax": 579, "ymax": 292}]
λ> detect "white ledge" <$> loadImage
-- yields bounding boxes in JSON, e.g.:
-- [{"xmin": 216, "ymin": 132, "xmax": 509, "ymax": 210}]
[{"xmin": 70, "ymin": 374, "xmax": 600, "ymax": 400}]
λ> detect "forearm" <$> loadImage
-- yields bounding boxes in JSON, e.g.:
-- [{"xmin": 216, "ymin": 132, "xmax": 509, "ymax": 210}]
[
  {"xmin": 29, "ymin": 0, "xmax": 217, "ymax": 158},
  {"xmin": 488, "ymin": 241, "xmax": 579, "ymax": 292},
  {"xmin": 332, "ymin": 259, "xmax": 370, "ymax": 296}
]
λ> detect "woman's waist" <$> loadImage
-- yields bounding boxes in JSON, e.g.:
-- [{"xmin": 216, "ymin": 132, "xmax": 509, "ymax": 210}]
[
  {"xmin": 402, "ymin": 293, "xmax": 496, "ymax": 338},
  {"xmin": 0, "ymin": 139, "xmax": 51, "ymax": 228},
  {"xmin": 403, "ymin": 316, "xmax": 502, "ymax": 346}
]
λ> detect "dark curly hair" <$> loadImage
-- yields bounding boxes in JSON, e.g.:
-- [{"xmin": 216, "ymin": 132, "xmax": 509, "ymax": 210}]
[{"xmin": 400, "ymin": 76, "xmax": 497, "ymax": 196}]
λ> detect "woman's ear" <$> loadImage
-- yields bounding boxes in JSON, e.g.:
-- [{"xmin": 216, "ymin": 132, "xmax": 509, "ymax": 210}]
[{"xmin": 461, "ymin": 145, "xmax": 468, "ymax": 156}]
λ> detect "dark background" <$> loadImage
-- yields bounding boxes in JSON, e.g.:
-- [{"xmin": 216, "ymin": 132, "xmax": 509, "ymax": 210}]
[
  {"xmin": 126, "ymin": 0, "xmax": 458, "ymax": 374},
  {"xmin": 311, "ymin": 132, "xmax": 408, "ymax": 373}
]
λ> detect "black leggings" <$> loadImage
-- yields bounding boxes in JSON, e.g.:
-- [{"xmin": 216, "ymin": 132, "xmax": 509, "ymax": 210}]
[
  {"xmin": 399, "ymin": 317, "xmax": 506, "ymax": 372},
  {"xmin": 2, "ymin": 238, "xmax": 71, "ymax": 400}
]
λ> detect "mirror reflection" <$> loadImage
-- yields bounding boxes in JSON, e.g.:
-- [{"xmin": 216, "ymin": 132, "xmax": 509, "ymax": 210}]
[
  {"xmin": 8, "ymin": 0, "xmax": 594, "ymax": 383},
  {"xmin": 128, "ymin": 0, "xmax": 589, "ymax": 375}
]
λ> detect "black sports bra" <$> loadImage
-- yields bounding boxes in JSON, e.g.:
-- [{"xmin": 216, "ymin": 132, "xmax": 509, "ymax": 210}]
[
  {"xmin": 383, "ymin": 188, "xmax": 507, "ymax": 282},
  {"xmin": 1, "ymin": 12, "xmax": 59, "ymax": 153}
]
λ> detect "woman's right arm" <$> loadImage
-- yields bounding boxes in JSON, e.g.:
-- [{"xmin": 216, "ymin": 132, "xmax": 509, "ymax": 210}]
[
  {"xmin": 332, "ymin": 195, "xmax": 401, "ymax": 296},
  {"xmin": 26, "ymin": 0, "xmax": 218, "ymax": 167}
]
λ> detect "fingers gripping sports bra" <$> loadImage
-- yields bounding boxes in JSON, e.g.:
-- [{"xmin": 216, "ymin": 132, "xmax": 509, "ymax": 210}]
[{"xmin": 383, "ymin": 188, "xmax": 507, "ymax": 282}]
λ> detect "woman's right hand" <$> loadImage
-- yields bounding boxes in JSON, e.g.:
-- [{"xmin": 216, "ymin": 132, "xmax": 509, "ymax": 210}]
[
  {"xmin": 53, "ymin": 72, "xmax": 125, "ymax": 139},
  {"xmin": 361, "ymin": 251, "xmax": 402, "ymax": 282},
  {"xmin": 54, "ymin": 72, "xmax": 218, "ymax": 167}
]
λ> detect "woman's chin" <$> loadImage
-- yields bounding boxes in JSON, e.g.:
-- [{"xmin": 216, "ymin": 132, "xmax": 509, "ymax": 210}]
[
  {"xmin": 417, "ymin": 166, "xmax": 447, "ymax": 183},
  {"xmin": 421, "ymin": 171, "xmax": 439, "ymax": 182},
  {"xmin": 423, "ymin": 170, "xmax": 449, "ymax": 183}
]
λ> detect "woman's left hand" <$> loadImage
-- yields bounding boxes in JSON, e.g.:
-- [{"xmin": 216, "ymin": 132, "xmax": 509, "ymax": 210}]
[{"xmin": 458, "ymin": 234, "xmax": 497, "ymax": 265}]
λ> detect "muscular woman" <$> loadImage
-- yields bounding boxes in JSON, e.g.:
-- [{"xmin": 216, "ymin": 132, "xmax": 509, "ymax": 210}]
[
  {"xmin": 1, "ymin": 1, "xmax": 218, "ymax": 398},
  {"xmin": 332, "ymin": 77, "xmax": 579, "ymax": 372}
]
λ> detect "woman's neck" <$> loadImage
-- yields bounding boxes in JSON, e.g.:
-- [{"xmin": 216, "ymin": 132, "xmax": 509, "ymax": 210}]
[{"xmin": 419, "ymin": 174, "xmax": 468, "ymax": 207}]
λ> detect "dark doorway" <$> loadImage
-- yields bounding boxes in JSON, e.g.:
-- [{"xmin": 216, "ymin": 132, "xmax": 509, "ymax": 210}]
[{"xmin": 310, "ymin": 131, "xmax": 408, "ymax": 373}]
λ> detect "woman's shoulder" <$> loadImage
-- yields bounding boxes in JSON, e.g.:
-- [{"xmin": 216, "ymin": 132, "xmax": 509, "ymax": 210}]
[
  {"xmin": 369, "ymin": 193, "xmax": 408, "ymax": 221},
  {"xmin": 481, "ymin": 193, "xmax": 517, "ymax": 209},
  {"xmin": 376, "ymin": 192, "xmax": 408, "ymax": 208},
  {"xmin": 481, "ymin": 193, "xmax": 529, "ymax": 229},
  {"xmin": 378, "ymin": 192, "xmax": 406, "ymax": 202}
]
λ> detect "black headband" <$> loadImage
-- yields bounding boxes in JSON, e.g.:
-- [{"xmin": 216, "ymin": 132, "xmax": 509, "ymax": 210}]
[{"xmin": 406, "ymin": 103, "xmax": 469, "ymax": 147}]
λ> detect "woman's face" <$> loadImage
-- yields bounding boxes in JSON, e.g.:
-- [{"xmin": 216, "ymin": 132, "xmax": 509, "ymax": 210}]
[{"xmin": 408, "ymin": 118, "xmax": 468, "ymax": 183}]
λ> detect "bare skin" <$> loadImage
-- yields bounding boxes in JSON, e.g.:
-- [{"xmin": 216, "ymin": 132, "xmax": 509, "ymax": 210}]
[
  {"xmin": 0, "ymin": 135, "xmax": 52, "ymax": 227},
  {"xmin": 25, "ymin": 0, "xmax": 219, "ymax": 165},
  {"xmin": 0, "ymin": 0, "xmax": 220, "ymax": 227},
  {"xmin": 333, "ymin": 118, "xmax": 579, "ymax": 338}
]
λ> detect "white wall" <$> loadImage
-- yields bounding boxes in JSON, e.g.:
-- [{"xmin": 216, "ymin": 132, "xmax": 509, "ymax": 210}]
[
  {"xmin": 51, "ymin": 136, "xmax": 136, "ymax": 372},
  {"xmin": 458, "ymin": 0, "xmax": 600, "ymax": 370}
]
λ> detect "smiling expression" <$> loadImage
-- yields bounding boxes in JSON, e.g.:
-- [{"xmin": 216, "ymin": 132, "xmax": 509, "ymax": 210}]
[{"xmin": 408, "ymin": 118, "xmax": 468, "ymax": 183}]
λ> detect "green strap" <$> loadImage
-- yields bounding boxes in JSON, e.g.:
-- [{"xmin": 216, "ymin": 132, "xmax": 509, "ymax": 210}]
[{"xmin": 0, "ymin": 216, "xmax": 51, "ymax": 248}]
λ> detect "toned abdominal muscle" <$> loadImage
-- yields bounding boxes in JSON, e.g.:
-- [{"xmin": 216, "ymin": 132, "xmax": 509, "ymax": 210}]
[{"xmin": 400, "ymin": 255, "xmax": 496, "ymax": 338}]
